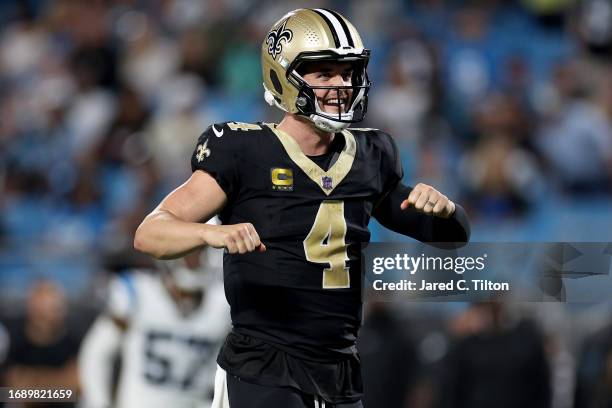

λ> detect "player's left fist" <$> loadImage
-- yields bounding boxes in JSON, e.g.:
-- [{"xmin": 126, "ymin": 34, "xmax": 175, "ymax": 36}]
[{"xmin": 400, "ymin": 183, "xmax": 455, "ymax": 218}]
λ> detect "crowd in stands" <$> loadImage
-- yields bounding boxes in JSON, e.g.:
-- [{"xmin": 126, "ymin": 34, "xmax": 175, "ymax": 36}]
[{"xmin": 1, "ymin": 1, "xmax": 611, "ymax": 407}]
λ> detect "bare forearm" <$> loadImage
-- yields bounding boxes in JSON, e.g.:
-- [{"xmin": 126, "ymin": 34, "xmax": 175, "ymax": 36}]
[{"xmin": 134, "ymin": 210, "xmax": 210, "ymax": 259}]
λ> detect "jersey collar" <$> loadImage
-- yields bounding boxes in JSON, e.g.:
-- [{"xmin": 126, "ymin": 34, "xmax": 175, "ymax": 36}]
[{"xmin": 266, "ymin": 124, "xmax": 357, "ymax": 196}]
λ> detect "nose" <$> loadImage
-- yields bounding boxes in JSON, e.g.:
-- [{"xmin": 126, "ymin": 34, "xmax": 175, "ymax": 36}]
[{"xmin": 329, "ymin": 73, "xmax": 350, "ymax": 87}]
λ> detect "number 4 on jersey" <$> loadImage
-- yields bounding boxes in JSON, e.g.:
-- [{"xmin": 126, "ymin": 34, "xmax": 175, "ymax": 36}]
[{"xmin": 303, "ymin": 201, "xmax": 350, "ymax": 289}]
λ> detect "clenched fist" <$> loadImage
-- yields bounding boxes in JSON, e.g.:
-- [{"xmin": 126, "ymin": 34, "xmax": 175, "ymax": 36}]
[
  {"xmin": 400, "ymin": 183, "xmax": 455, "ymax": 218},
  {"xmin": 201, "ymin": 223, "xmax": 266, "ymax": 254}
]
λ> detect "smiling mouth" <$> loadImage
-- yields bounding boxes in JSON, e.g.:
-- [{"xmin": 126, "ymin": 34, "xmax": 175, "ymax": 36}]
[{"xmin": 323, "ymin": 98, "xmax": 347, "ymax": 110}]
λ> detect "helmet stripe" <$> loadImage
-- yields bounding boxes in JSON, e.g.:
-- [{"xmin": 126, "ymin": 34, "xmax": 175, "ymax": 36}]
[
  {"xmin": 311, "ymin": 9, "xmax": 341, "ymax": 48},
  {"xmin": 314, "ymin": 8, "xmax": 349, "ymax": 47},
  {"xmin": 322, "ymin": 9, "xmax": 354, "ymax": 47}
]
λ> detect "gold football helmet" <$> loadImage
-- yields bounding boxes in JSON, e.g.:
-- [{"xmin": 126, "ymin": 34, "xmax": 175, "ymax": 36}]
[{"xmin": 261, "ymin": 8, "xmax": 371, "ymax": 132}]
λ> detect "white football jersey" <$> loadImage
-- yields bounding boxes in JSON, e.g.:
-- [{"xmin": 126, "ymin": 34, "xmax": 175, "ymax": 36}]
[{"xmin": 108, "ymin": 271, "xmax": 230, "ymax": 408}]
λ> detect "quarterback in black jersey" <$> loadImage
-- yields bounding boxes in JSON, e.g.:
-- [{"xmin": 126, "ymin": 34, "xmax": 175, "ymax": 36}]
[{"xmin": 135, "ymin": 8, "xmax": 469, "ymax": 408}]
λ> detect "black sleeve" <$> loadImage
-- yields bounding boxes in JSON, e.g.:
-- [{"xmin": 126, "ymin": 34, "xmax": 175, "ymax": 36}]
[
  {"xmin": 373, "ymin": 182, "xmax": 471, "ymax": 244},
  {"xmin": 191, "ymin": 123, "xmax": 239, "ymax": 198},
  {"xmin": 376, "ymin": 130, "xmax": 404, "ymax": 194}
]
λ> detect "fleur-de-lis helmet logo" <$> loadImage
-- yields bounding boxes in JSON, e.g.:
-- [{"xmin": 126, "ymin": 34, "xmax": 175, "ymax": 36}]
[
  {"xmin": 196, "ymin": 139, "xmax": 211, "ymax": 162},
  {"xmin": 266, "ymin": 18, "xmax": 293, "ymax": 60}
]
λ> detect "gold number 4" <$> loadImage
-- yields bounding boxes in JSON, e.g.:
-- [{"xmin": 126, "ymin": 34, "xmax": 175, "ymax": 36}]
[{"xmin": 303, "ymin": 200, "xmax": 350, "ymax": 289}]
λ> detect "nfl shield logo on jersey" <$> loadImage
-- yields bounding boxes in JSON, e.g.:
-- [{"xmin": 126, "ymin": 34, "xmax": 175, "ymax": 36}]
[{"xmin": 322, "ymin": 176, "xmax": 333, "ymax": 191}]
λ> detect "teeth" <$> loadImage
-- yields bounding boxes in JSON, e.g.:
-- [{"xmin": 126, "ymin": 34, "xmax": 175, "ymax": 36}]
[{"xmin": 326, "ymin": 99, "xmax": 345, "ymax": 104}]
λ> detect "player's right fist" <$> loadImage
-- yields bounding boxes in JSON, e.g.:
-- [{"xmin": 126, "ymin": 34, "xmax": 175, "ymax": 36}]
[{"xmin": 201, "ymin": 223, "xmax": 266, "ymax": 254}]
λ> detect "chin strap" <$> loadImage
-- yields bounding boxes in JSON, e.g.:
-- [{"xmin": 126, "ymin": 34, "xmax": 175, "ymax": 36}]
[
  {"xmin": 310, "ymin": 114, "xmax": 350, "ymax": 132},
  {"xmin": 263, "ymin": 88, "xmax": 351, "ymax": 133},
  {"xmin": 309, "ymin": 96, "xmax": 353, "ymax": 132}
]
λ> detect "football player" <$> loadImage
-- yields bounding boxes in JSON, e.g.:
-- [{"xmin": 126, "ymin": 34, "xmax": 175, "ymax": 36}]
[
  {"xmin": 134, "ymin": 8, "xmax": 470, "ymax": 408},
  {"xmin": 78, "ymin": 244, "xmax": 229, "ymax": 408}
]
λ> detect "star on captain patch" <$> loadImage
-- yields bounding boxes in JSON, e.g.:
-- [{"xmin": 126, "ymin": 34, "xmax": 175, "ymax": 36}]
[{"xmin": 196, "ymin": 139, "xmax": 211, "ymax": 162}]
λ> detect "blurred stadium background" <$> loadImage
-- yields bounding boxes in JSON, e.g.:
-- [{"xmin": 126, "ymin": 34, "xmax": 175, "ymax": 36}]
[{"xmin": 0, "ymin": 0, "xmax": 611, "ymax": 407}]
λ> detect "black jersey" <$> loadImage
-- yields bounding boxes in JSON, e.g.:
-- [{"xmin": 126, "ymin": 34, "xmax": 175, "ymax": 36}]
[{"xmin": 191, "ymin": 121, "xmax": 402, "ymax": 403}]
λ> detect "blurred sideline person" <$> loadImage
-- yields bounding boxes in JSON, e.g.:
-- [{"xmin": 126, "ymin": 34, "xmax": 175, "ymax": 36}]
[
  {"xmin": 2, "ymin": 280, "xmax": 79, "ymax": 408},
  {"xmin": 575, "ymin": 321, "xmax": 612, "ymax": 408},
  {"xmin": 442, "ymin": 301, "xmax": 551, "ymax": 408},
  {"xmin": 358, "ymin": 301, "xmax": 419, "ymax": 408},
  {"xmin": 78, "ymin": 241, "xmax": 229, "ymax": 408},
  {"xmin": 134, "ymin": 8, "xmax": 470, "ymax": 408}
]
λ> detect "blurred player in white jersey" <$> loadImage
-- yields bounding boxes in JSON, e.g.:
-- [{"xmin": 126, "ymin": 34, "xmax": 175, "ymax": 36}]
[{"xmin": 78, "ymin": 238, "xmax": 230, "ymax": 408}]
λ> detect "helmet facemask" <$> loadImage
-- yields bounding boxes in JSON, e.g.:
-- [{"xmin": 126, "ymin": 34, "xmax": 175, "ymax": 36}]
[{"xmin": 287, "ymin": 52, "xmax": 371, "ymax": 132}]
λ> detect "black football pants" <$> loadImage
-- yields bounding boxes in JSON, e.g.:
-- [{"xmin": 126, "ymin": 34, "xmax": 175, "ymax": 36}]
[{"xmin": 216, "ymin": 371, "xmax": 363, "ymax": 408}]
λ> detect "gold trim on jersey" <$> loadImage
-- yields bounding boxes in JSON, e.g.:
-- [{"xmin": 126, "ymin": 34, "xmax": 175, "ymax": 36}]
[{"xmin": 267, "ymin": 124, "xmax": 356, "ymax": 196}]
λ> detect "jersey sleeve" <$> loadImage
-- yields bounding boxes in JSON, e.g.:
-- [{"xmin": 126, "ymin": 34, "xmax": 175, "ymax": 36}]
[
  {"xmin": 191, "ymin": 123, "xmax": 240, "ymax": 198},
  {"xmin": 376, "ymin": 130, "xmax": 404, "ymax": 195}
]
